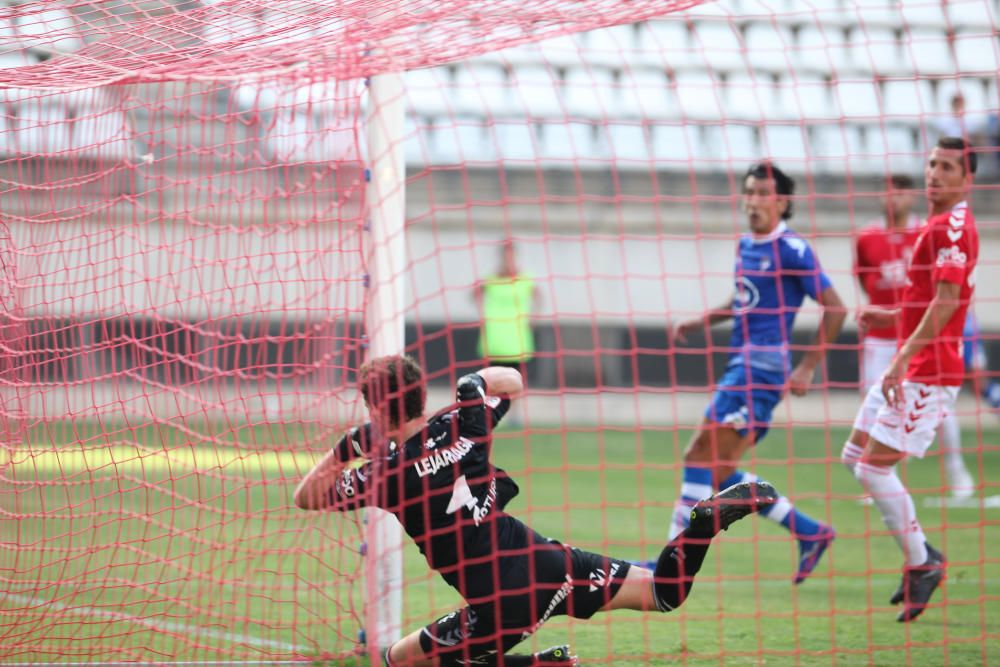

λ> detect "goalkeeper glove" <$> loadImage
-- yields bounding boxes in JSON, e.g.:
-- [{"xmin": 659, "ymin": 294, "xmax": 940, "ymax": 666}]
[{"xmin": 456, "ymin": 373, "xmax": 487, "ymax": 425}]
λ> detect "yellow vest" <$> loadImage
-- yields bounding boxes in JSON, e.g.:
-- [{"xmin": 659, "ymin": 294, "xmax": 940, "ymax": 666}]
[{"xmin": 478, "ymin": 274, "xmax": 535, "ymax": 361}]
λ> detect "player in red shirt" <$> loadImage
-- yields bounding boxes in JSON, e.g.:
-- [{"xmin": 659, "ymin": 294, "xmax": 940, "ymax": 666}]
[
  {"xmin": 841, "ymin": 138, "xmax": 978, "ymax": 622},
  {"xmin": 851, "ymin": 174, "xmax": 975, "ymax": 499}
]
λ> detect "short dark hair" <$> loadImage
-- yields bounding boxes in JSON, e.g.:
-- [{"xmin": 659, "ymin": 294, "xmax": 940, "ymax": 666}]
[
  {"xmin": 937, "ymin": 136, "xmax": 977, "ymax": 175},
  {"xmin": 358, "ymin": 354, "xmax": 426, "ymax": 427},
  {"xmin": 888, "ymin": 173, "xmax": 915, "ymax": 190},
  {"xmin": 744, "ymin": 161, "xmax": 796, "ymax": 219}
]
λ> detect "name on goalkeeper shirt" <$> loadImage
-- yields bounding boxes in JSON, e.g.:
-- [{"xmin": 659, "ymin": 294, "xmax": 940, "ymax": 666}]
[{"xmin": 413, "ymin": 437, "xmax": 476, "ymax": 477}]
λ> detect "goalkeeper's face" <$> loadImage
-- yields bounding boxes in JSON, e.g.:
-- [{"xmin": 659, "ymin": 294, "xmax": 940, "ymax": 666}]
[{"xmin": 742, "ymin": 175, "xmax": 788, "ymax": 235}]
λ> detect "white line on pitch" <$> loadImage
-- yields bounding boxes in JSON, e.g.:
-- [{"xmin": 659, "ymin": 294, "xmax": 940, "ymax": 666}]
[
  {"xmin": 923, "ymin": 494, "xmax": 1000, "ymax": 508},
  {"xmin": 20, "ymin": 663, "xmax": 307, "ymax": 666},
  {"xmin": 3, "ymin": 593, "xmax": 309, "ymax": 653}
]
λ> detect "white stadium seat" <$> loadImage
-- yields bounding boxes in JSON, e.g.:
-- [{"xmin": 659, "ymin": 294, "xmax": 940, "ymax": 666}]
[
  {"xmin": 618, "ymin": 68, "xmax": 675, "ymax": 119},
  {"xmin": 848, "ymin": 27, "xmax": 902, "ymax": 76},
  {"xmin": 834, "ymin": 78, "xmax": 882, "ymax": 119},
  {"xmin": 689, "ymin": 21, "xmax": 746, "ymax": 72},
  {"xmin": 511, "ymin": 65, "xmax": 563, "ymax": 117},
  {"xmin": 901, "ymin": 29, "xmax": 955, "ymax": 76},
  {"xmin": 605, "ymin": 122, "xmax": 652, "ymax": 163},
  {"xmin": 673, "ymin": 71, "xmax": 723, "ymax": 119},
  {"xmin": 743, "ymin": 23, "xmax": 795, "ymax": 73},
  {"xmin": 650, "ymin": 123, "xmax": 698, "ymax": 164},
  {"xmin": 793, "ymin": 26, "xmax": 852, "ymax": 75},
  {"xmin": 233, "ymin": 80, "xmax": 281, "ymax": 112},
  {"xmin": 952, "ymin": 30, "xmax": 1000, "ymax": 75},
  {"xmin": 536, "ymin": 33, "xmax": 586, "ymax": 69},
  {"xmin": 13, "ymin": 7, "xmax": 83, "ymax": 54},
  {"xmin": 4, "ymin": 101, "xmax": 71, "ymax": 156},
  {"xmin": 564, "ymin": 66, "xmax": 617, "ymax": 119},
  {"xmin": 405, "ymin": 67, "xmax": 453, "ymax": 117},
  {"xmin": 867, "ymin": 125, "xmax": 922, "ymax": 172},
  {"xmin": 585, "ymin": 24, "xmax": 640, "ymax": 67},
  {"xmin": 492, "ymin": 119, "xmax": 537, "ymax": 161},
  {"xmin": 702, "ymin": 124, "xmax": 759, "ymax": 165},
  {"xmin": 453, "ymin": 62, "xmax": 511, "ymax": 116},
  {"xmin": 724, "ymin": 74, "xmax": 776, "ymax": 121},
  {"xmin": 899, "ymin": 2, "xmax": 948, "ymax": 29},
  {"xmin": 811, "ymin": 124, "xmax": 866, "ymax": 172},
  {"xmin": 65, "ymin": 89, "xmax": 135, "ymax": 160},
  {"xmin": 638, "ymin": 20, "xmax": 694, "ymax": 69},
  {"xmin": 759, "ymin": 123, "xmax": 810, "ymax": 167},
  {"xmin": 849, "ymin": 0, "xmax": 899, "ymax": 29},
  {"xmin": 431, "ymin": 119, "xmax": 497, "ymax": 164},
  {"xmin": 0, "ymin": 89, "xmax": 135, "ymax": 160},
  {"xmin": 774, "ymin": 75, "xmax": 835, "ymax": 120},
  {"xmin": 881, "ymin": 78, "xmax": 938, "ymax": 120},
  {"xmin": 946, "ymin": 1, "xmax": 997, "ymax": 31}
]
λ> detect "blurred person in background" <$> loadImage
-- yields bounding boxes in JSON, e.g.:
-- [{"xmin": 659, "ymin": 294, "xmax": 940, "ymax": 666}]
[
  {"xmin": 852, "ymin": 174, "xmax": 978, "ymax": 500},
  {"xmin": 842, "ymin": 137, "xmax": 979, "ymax": 622},
  {"xmin": 657, "ymin": 161, "xmax": 846, "ymax": 585},
  {"xmin": 934, "ymin": 92, "xmax": 987, "ymax": 146},
  {"xmin": 473, "ymin": 238, "xmax": 540, "ymax": 427}
]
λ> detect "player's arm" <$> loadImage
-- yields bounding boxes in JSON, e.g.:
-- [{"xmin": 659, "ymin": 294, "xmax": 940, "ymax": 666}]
[
  {"xmin": 858, "ymin": 305, "xmax": 899, "ymax": 332},
  {"xmin": 455, "ymin": 367, "xmax": 520, "ymax": 438},
  {"xmin": 674, "ymin": 296, "xmax": 735, "ymax": 343},
  {"xmin": 881, "ymin": 280, "xmax": 962, "ymax": 405},
  {"xmin": 294, "ymin": 450, "xmax": 371, "ymax": 511},
  {"xmin": 789, "ymin": 285, "xmax": 847, "ymax": 396},
  {"xmin": 477, "ymin": 366, "xmax": 523, "ymax": 399},
  {"xmin": 853, "ymin": 235, "xmax": 876, "ymax": 299}
]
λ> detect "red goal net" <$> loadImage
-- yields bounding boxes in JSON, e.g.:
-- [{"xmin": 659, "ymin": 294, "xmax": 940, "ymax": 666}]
[{"xmin": 1, "ymin": 0, "xmax": 997, "ymax": 664}]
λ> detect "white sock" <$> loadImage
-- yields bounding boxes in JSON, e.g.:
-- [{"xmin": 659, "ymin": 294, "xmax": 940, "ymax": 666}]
[
  {"xmin": 841, "ymin": 441, "xmax": 865, "ymax": 476},
  {"xmin": 855, "ymin": 462, "xmax": 928, "ymax": 566},
  {"xmin": 668, "ymin": 478, "xmax": 713, "ymax": 540},
  {"xmin": 937, "ymin": 413, "xmax": 969, "ymax": 474}
]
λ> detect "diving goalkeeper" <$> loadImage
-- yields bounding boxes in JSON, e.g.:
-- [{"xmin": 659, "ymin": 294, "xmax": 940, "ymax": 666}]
[{"xmin": 295, "ymin": 355, "xmax": 776, "ymax": 665}]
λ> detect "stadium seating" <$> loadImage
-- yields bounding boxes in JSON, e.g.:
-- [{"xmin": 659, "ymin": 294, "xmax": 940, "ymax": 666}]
[
  {"xmin": 952, "ymin": 30, "xmax": 1000, "ymax": 75},
  {"xmin": 2, "ymin": 0, "xmax": 993, "ymax": 174}
]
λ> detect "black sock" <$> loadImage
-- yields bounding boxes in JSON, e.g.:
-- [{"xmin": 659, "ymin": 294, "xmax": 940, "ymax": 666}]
[{"xmin": 652, "ymin": 529, "xmax": 712, "ymax": 612}]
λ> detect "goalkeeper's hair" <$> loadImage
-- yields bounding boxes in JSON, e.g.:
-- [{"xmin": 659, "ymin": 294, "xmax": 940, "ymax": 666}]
[
  {"xmin": 745, "ymin": 161, "xmax": 795, "ymax": 220},
  {"xmin": 359, "ymin": 354, "xmax": 426, "ymax": 427}
]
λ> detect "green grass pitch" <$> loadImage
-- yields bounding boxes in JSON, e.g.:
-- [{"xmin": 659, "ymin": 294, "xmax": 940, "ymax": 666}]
[{"xmin": 2, "ymin": 420, "xmax": 998, "ymax": 665}]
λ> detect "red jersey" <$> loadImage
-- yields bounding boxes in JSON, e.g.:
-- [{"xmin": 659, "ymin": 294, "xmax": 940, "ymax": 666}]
[
  {"xmin": 901, "ymin": 201, "xmax": 978, "ymax": 386},
  {"xmin": 854, "ymin": 214, "xmax": 922, "ymax": 339}
]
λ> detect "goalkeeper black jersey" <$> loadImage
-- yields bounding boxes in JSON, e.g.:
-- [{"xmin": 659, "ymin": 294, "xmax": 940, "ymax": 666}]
[{"xmin": 327, "ymin": 388, "xmax": 525, "ymax": 599}]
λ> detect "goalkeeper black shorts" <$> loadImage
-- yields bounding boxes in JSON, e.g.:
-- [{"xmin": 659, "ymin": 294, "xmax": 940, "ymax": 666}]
[{"xmin": 418, "ymin": 528, "xmax": 631, "ymax": 662}]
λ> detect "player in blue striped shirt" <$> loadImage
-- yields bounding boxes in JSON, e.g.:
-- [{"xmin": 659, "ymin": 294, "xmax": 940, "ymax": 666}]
[{"xmin": 665, "ymin": 162, "xmax": 846, "ymax": 584}]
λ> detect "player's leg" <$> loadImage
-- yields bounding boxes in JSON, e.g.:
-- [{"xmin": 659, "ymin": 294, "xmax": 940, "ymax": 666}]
[
  {"xmin": 853, "ymin": 382, "xmax": 952, "ymax": 621},
  {"xmin": 667, "ymin": 419, "xmax": 751, "ymax": 540},
  {"xmin": 936, "ymin": 411, "xmax": 974, "ymax": 499},
  {"xmin": 707, "ymin": 366, "xmax": 834, "ymax": 583},
  {"xmin": 844, "ymin": 338, "xmax": 896, "ymax": 489},
  {"xmin": 607, "ymin": 481, "xmax": 778, "ymax": 613},
  {"xmin": 385, "ymin": 604, "xmax": 576, "ymax": 667}
]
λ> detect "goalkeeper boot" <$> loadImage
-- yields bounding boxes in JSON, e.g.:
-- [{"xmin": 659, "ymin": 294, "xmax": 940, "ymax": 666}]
[
  {"xmin": 688, "ymin": 481, "xmax": 778, "ymax": 537},
  {"xmin": 794, "ymin": 525, "xmax": 836, "ymax": 585},
  {"xmin": 897, "ymin": 549, "xmax": 946, "ymax": 622},
  {"xmin": 891, "ymin": 542, "xmax": 945, "ymax": 605},
  {"xmin": 533, "ymin": 644, "xmax": 579, "ymax": 666}
]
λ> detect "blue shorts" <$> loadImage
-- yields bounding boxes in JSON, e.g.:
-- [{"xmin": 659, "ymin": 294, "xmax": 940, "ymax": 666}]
[
  {"xmin": 705, "ymin": 364, "xmax": 785, "ymax": 443},
  {"xmin": 963, "ymin": 317, "xmax": 984, "ymax": 373}
]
